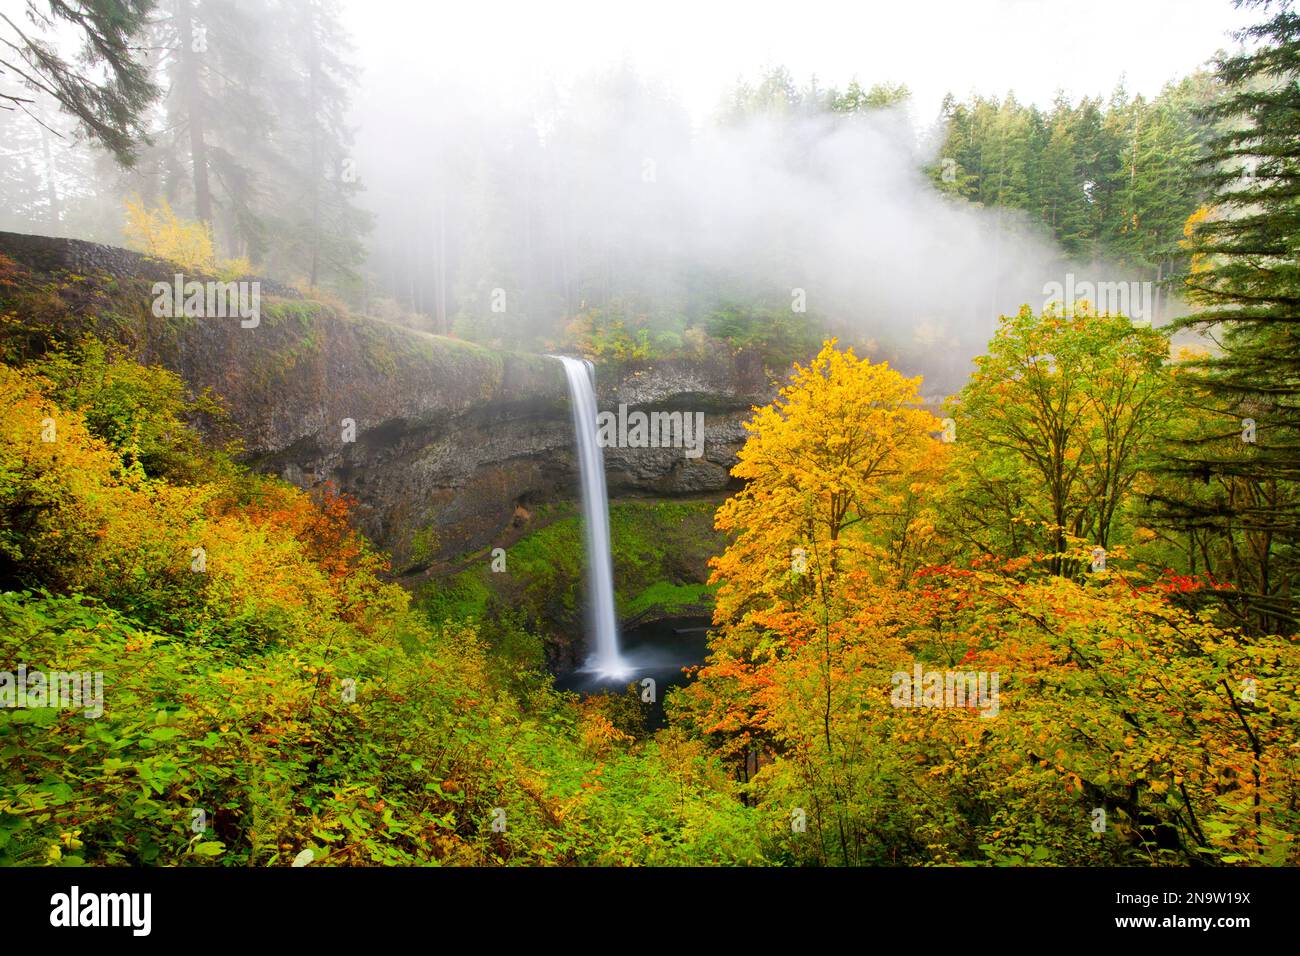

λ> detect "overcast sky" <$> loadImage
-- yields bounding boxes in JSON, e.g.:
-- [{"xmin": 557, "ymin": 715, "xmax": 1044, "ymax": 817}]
[{"xmin": 343, "ymin": 0, "xmax": 1256, "ymax": 125}]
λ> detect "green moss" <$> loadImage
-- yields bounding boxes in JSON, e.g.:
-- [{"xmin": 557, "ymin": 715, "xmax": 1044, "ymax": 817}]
[
  {"xmin": 262, "ymin": 299, "xmax": 322, "ymax": 329},
  {"xmin": 408, "ymin": 524, "xmax": 441, "ymax": 567},
  {"xmin": 419, "ymin": 570, "xmax": 493, "ymax": 621},
  {"xmin": 418, "ymin": 498, "xmax": 726, "ymax": 634},
  {"xmin": 247, "ymin": 304, "xmax": 322, "ymax": 387},
  {"xmin": 624, "ymin": 580, "xmax": 716, "ymax": 618}
]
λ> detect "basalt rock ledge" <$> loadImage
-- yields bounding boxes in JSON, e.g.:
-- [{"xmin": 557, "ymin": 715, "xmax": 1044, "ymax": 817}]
[{"xmin": 0, "ymin": 231, "xmax": 775, "ymax": 570}]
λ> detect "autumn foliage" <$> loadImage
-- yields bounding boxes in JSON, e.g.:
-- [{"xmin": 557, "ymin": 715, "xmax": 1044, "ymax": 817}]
[
  {"xmin": 2, "ymin": 310, "xmax": 1296, "ymax": 868},
  {"xmin": 673, "ymin": 336, "xmax": 1299, "ymax": 865},
  {"xmin": 0, "ymin": 340, "xmax": 760, "ymax": 866}
]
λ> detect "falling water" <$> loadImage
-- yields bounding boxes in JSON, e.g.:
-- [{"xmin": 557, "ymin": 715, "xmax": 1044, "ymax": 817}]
[{"xmin": 554, "ymin": 356, "xmax": 628, "ymax": 678}]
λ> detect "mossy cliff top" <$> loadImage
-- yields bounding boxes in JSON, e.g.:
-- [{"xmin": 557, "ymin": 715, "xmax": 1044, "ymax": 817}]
[{"xmin": 0, "ymin": 231, "xmax": 566, "ymax": 457}]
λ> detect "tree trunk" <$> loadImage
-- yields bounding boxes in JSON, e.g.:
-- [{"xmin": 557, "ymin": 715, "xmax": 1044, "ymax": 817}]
[
  {"xmin": 39, "ymin": 125, "xmax": 61, "ymax": 229},
  {"xmin": 176, "ymin": 0, "xmax": 213, "ymax": 229},
  {"xmin": 306, "ymin": 8, "xmax": 321, "ymax": 288}
]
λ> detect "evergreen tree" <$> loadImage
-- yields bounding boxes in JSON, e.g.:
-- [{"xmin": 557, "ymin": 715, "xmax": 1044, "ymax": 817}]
[
  {"xmin": 1035, "ymin": 102, "xmax": 1092, "ymax": 253},
  {"xmin": 146, "ymin": 0, "xmax": 277, "ymax": 255},
  {"xmin": 0, "ymin": 0, "xmax": 157, "ymax": 164},
  {"xmin": 0, "ymin": 92, "xmax": 60, "ymax": 229},
  {"xmin": 929, "ymin": 84, "xmax": 1214, "ymax": 271},
  {"xmin": 262, "ymin": 0, "xmax": 369, "ymax": 289},
  {"xmin": 1159, "ymin": 0, "xmax": 1300, "ymax": 632}
]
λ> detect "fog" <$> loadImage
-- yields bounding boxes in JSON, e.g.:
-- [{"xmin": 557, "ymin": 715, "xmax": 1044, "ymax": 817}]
[
  {"xmin": 0, "ymin": 0, "xmax": 1222, "ymax": 391},
  {"xmin": 353, "ymin": 65, "xmax": 1110, "ymax": 390}
]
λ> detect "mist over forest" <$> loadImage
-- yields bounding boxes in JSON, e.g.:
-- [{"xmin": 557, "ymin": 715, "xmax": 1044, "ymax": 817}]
[
  {"xmin": 1, "ymin": 0, "xmax": 1298, "ymax": 892},
  {"xmin": 1, "ymin": 1, "xmax": 1223, "ymax": 392}
]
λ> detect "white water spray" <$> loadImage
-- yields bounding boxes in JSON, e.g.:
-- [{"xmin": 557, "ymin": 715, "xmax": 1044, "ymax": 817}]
[{"xmin": 553, "ymin": 356, "xmax": 628, "ymax": 678}]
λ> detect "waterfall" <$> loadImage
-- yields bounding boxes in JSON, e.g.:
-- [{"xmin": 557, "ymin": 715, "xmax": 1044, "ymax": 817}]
[{"xmin": 553, "ymin": 356, "xmax": 628, "ymax": 678}]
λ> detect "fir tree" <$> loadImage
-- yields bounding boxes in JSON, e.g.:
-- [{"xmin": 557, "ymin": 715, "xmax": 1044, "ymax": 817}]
[
  {"xmin": 0, "ymin": 0, "xmax": 157, "ymax": 165},
  {"xmin": 1159, "ymin": 0, "xmax": 1300, "ymax": 631}
]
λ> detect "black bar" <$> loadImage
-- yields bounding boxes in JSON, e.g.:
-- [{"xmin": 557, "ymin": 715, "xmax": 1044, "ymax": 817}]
[{"xmin": 4, "ymin": 865, "xmax": 1292, "ymax": 944}]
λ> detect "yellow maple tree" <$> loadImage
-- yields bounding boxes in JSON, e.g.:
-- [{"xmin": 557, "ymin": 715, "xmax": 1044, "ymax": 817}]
[{"xmin": 710, "ymin": 338, "xmax": 943, "ymax": 626}]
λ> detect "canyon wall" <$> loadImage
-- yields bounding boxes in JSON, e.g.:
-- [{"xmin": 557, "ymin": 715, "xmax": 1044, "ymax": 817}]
[{"xmin": 0, "ymin": 232, "xmax": 775, "ymax": 570}]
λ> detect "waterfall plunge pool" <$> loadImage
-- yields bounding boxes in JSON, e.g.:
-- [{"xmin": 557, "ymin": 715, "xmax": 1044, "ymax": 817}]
[{"xmin": 553, "ymin": 615, "xmax": 712, "ymax": 727}]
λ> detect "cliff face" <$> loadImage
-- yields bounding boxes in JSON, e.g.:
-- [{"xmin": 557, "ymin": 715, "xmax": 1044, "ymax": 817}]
[
  {"xmin": 0, "ymin": 232, "xmax": 774, "ymax": 568},
  {"xmin": 258, "ymin": 348, "xmax": 773, "ymax": 571}
]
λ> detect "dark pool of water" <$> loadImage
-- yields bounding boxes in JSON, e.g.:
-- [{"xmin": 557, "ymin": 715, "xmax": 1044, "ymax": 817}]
[{"xmin": 553, "ymin": 615, "xmax": 712, "ymax": 727}]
